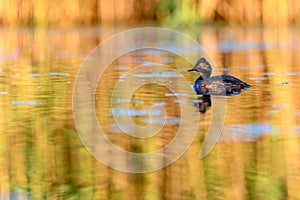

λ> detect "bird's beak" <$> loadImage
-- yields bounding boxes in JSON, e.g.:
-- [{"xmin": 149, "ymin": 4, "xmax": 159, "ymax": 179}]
[{"xmin": 187, "ymin": 68, "xmax": 195, "ymax": 72}]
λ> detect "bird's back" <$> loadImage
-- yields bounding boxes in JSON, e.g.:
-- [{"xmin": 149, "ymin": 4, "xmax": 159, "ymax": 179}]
[{"xmin": 193, "ymin": 75, "xmax": 250, "ymax": 95}]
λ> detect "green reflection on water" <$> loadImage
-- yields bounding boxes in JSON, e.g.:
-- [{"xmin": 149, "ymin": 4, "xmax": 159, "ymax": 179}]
[{"xmin": 1, "ymin": 26, "xmax": 300, "ymax": 199}]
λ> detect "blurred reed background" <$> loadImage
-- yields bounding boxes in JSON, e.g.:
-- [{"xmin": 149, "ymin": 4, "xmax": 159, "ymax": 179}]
[{"xmin": 0, "ymin": 0, "xmax": 300, "ymax": 26}]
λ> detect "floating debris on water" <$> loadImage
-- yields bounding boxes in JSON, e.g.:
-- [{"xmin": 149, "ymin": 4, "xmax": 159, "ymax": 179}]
[{"xmin": 282, "ymin": 81, "xmax": 289, "ymax": 84}]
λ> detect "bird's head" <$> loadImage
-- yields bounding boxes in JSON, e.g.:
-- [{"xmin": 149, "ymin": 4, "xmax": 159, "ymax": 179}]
[{"xmin": 187, "ymin": 57, "xmax": 212, "ymax": 78}]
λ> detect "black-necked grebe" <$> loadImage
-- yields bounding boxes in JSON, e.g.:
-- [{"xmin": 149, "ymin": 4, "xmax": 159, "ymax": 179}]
[{"xmin": 188, "ymin": 58, "xmax": 250, "ymax": 95}]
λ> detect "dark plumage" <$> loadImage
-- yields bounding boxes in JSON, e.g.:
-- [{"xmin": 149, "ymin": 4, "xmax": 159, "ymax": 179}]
[
  {"xmin": 194, "ymin": 95, "xmax": 211, "ymax": 113},
  {"xmin": 188, "ymin": 58, "xmax": 250, "ymax": 95}
]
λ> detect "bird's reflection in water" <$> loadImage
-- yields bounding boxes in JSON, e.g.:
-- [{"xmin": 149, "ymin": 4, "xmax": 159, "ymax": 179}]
[{"xmin": 194, "ymin": 95, "xmax": 211, "ymax": 114}]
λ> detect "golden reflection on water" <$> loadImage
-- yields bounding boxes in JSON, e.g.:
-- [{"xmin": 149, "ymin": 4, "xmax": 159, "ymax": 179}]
[{"xmin": 0, "ymin": 26, "xmax": 300, "ymax": 199}]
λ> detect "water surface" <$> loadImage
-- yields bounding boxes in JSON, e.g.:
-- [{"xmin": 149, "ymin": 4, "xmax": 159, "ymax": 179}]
[{"xmin": 1, "ymin": 26, "xmax": 300, "ymax": 199}]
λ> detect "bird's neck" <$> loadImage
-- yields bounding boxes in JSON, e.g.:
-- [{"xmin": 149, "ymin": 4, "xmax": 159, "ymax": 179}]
[
  {"xmin": 195, "ymin": 75, "xmax": 204, "ymax": 83},
  {"xmin": 201, "ymin": 71, "xmax": 211, "ymax": 79}
]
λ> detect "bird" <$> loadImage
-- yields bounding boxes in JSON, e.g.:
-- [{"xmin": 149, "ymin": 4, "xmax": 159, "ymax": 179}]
[{"xmin": 188, "ymin": 58, "xmax": 250, "ymax": 95}]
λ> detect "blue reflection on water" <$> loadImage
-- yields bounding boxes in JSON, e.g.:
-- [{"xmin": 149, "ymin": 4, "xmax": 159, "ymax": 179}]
[
  {"xmin": 115, "ymin": 65, "xmax": 130, "ymax": 70},
  {"xmin": 111, "ymin": 108, "xmax": 163, "ymax": 116},
  {"xmin": 222, "ymin": 123, "xmax": 275, "ymax": 141},
  {"xmin": 11, "ymin": 100, "xmax": 43, "ymax": 105},
  {"xmin": 132, "ymin": 71, "xmax": 183, "ymax": 78}
]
